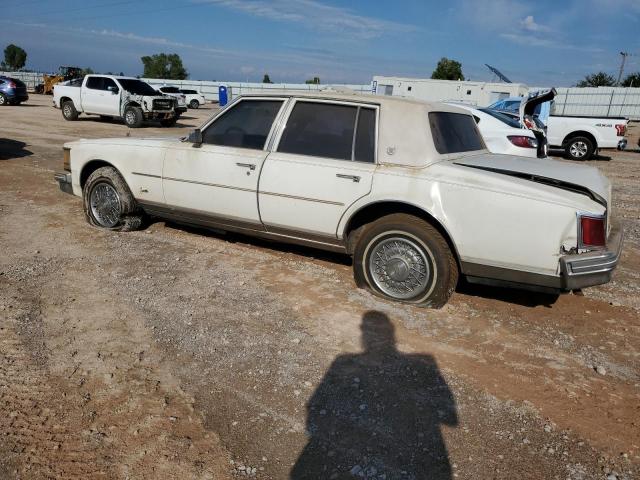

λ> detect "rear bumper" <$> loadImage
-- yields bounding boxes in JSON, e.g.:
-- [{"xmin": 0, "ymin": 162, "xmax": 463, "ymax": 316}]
[
  {"xmin": 560, "ymin": 223, "xmax": 623, "ymax": 290},
  {"xmin": 54, "ymin": 172, "xmax": 73, "ymax": 195},
  {"xmin": 462, "ymin": 224, "xmax": 624, "ymax": 293}
]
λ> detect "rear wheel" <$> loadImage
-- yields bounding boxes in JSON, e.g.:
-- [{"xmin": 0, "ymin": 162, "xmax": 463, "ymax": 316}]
[
  {"xmin": 353, "ymin": 214, "xmax": 458, "ymax": 308},
  {"xmin": 82, "ymin": 166, "xmax": 143, "ymax": 231},
  {"xmin": 189, "ymin": 99, "xmax": 200, "ymax": 109},
  {"xmin": 0, "ymin": 94, "xmax": 8, "ymax": 106},
  {"xmin": 565, "ymin": 136, "xmax": 594, "ymax": 161},
  {"xmin": 124, "ymin": 106, "xmax": 143, "ymax": 128},
  {"xmin": 62, "ymin": 100, "xmax": 79, "ymax": 120}
]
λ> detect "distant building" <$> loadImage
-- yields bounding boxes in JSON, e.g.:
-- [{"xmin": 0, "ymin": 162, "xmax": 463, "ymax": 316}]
[{"xmin": 372, "ymin": 76, "xmax": 529, "ymax": 108}]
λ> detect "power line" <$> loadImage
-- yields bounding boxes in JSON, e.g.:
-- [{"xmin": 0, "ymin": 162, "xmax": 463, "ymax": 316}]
[{"xmin": 12, "ymin": 0, "xmax": 144, "ymax": 21}]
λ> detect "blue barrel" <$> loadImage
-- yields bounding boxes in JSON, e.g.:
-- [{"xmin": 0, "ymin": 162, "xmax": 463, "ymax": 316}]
[{"xmin": 218, "ymin": 85, "xmax": 228, "ymax": 106}]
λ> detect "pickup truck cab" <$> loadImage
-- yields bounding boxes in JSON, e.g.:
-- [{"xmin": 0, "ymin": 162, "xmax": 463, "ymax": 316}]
[
  {"xmin": 54, "ymin": 93, "xmax": 623, "ymax": 308},
  {"xmin": 53, "ymin": 75, "xmax": 179, "ymax": 128},
  {"xmin": 490, "ymin": 92, "xmax": 628, "ymax": 160}
]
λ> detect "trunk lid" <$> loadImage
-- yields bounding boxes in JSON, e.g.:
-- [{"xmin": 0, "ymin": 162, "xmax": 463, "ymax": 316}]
[{"xmin": 453, "ymin": 153, "xmax": 610, "ymax": 207}]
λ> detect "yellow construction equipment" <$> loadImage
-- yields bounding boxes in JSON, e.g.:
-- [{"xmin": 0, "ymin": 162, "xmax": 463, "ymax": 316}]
[{"xmin": 35, "ymin": 66, "xmax": 82, "ymax": 95}]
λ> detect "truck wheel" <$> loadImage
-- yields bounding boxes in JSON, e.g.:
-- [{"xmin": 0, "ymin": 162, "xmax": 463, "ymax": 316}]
[
  {"xmin": 62, "ymin": 100, "xmax": 79, "ymax": 120},
  {"xmin": 565, "ymin": 136, "xmax": 594, "ymax": 161},
  {"xmin": 0, "ymin": 94, "xmax": 7, "ymax": 106},
  {"xmin": 160, "ymin": 117, "xmax": 178, "ymax": 127},
  {"xmin": 189, "ymin": 99, "xmax": 200, "ymax": 109},
  {"xmin": 83, "ymin": 166, "xmax": 143, "ymax": 232},
  {"xmin": 352, "ymin": 214, "xmax": 458, "ymax": 308},
  {"xmin": 124, "ymin": 106, "xmax": 144, "ymax": 128}
]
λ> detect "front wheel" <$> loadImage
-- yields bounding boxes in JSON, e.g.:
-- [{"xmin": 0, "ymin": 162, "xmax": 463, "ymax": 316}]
[
  {"xmin": 124, "ymin": 106, "xmax": 144, "ymax": 128},
  {"xmin": 565, "ymin": 136, "xmax": 594, "ymax": 161},
  {"xmin": 83, "ymin": 166, "xmax": 143, "ymax": 231},
  {"xmin": 62, "ymin": 100, "xmax": 79, "ymax": 120},
  {"xmin": 353, "ymin": 214, "xmax": 458, "ymax": 308}
]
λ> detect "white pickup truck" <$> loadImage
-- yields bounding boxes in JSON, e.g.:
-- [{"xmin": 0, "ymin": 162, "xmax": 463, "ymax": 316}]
[
  {"xmin": 490, "ymin": 92, "xmax": 629, "ymax": 160},
  {"xmin": 53, "ymin": 75, "xmax": 179, "ymax": 128}
]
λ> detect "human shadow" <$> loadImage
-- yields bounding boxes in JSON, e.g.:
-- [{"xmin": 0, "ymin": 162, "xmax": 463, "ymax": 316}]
[
  {"xmin": 0, "ymin": 138, "xmax": 33, "ymax": 160},
  {"xmin": 291, "ymin": 311, "xmax": 457, "ymax": 480}
]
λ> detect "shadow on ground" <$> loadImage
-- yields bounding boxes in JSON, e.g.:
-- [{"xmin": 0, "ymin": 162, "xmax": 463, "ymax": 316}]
[
  {"xmin": 0, "ymin": 138, "xmax": 33, "ymax": 160},
  {"xmin": 291, "ymin": 311, "xmax": 457, "ymax": 480}
]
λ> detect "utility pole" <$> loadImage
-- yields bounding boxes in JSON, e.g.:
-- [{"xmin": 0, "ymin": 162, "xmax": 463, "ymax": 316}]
[{"xmin": 617, "ymin": 51, "xmax": 630, "ymax": 86}]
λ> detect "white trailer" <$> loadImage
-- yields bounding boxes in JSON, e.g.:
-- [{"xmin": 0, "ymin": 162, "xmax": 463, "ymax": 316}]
[{"xmin": 372, "ymin": 76, "xmax": 528, "ymax": 107}]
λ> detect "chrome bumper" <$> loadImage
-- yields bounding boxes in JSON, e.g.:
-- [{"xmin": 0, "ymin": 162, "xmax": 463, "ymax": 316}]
[
  {"xmin": 54, "ymin": 172, "xmax": 73, "ymax": 194},
  {"xmin": 560, "ymin": 224, "xmax": 623, "ymax": 290}
]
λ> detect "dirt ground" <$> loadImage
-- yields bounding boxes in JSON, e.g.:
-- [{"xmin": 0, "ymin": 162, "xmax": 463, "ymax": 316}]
[{"xmin": 1, "ymin": 95, "xmax": 639, "ymax": 480}]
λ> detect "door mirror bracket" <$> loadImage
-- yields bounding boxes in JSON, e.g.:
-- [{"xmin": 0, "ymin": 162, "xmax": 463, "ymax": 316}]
[{"xmin": 188, "ymin": 128, "xmax": 203, "ymax": 148}]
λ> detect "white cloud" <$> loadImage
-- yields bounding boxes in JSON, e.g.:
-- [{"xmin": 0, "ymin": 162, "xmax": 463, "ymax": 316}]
[
  {"xmin": 195, "ymin": 0, "xmax": 417, "ymax": 39},
  {"xmin": 520, "ymin": 15, "xmax": 550, "ymax": 32}
]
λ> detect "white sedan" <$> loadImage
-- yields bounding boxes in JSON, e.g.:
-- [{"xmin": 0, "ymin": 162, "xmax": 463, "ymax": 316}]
[
  {"xmin": 54, "ymin": 93, "xmax": 623, "ymax": 308},
  {"xmin": 449, "ymin": 103, "xmax": 546, "ymax": 158}
]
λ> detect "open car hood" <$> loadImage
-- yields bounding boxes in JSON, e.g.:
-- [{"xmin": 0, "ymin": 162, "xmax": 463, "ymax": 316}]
[
  {"xmin": 454, "ymin": 153, "xmax": 609, "ymax": 207},
  {"xmin": 519, "ymin": 88, "xmax": 556, "ymax": 123}
]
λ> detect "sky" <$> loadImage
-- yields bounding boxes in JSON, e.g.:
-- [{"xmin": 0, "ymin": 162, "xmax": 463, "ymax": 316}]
[{"xmin": 1, "ymin": 0, "xmax": 639, "ymax": 86}]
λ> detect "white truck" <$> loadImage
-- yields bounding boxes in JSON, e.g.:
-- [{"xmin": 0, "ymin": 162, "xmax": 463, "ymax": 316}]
[
  {"xmin": 489, "ymin": 92, "xmax": 629, "ymax": 161},
  {"xmin": 53, "ymin": 75, "xmax": 179, "ymax": 128}
]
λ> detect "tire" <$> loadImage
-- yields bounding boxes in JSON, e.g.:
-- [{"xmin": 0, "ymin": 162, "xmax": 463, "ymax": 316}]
[
  {"xmin": 353, "ymin": 214, "xmax": 458, "ymax": 308},
  {"xmin": 160, "ymin": 117, "xmax": 178, "ymax": 127},
  {"xmin": 61, "ymin": 100, "xmax": 79, "ymax": 120},
  {"xmin": 189, "ymin": 99, "xmax": 200, "ymax": 109},
  {"xmin": 82, "ymin": 166, "xmax": 143, "ymax": 232},
  {"xmin": 565, "ymin": 136, "xmax": 594, "ymax": 161},
  {"xmin": 0, "ymin": 93, "xmax": 7, "ymax": 106},
  {"xmin": 124, "ymin": 106, "xmax": 144, "ymax": 128}
]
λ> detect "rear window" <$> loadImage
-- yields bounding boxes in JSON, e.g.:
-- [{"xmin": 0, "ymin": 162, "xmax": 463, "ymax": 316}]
[
  {"xmin": 479, "ymin": 108, "xmax": 521, "ymax": 129},
  {"xmin": 428, "ymin": 112, "xmax": 485, "ymax": 154}
]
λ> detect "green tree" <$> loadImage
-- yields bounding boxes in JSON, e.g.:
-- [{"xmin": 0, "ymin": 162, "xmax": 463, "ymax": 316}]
[
  {"xmin": 141, "ymin": 53, "xmax": 188, "ymax": 80},
  {"xmin": 576, "ymin": 72, "xmax": 615, "ymax": 87},
  {"xmin": 431, "ymin": 57, "xmax": 464, "ymax": 81},
  {"xmin": 2, "ymin": 44, "xmax": 27, "ymax": 70},
  {"xmin": 262, "ymin": 74, "xmax": 273, "ymax": 84},
  {"xmin": 305, "ymin": 76, "xmax": 320, "ymax": 85},
  {"xmin": 622, "ymin": 72, "xmax": 640, "ymax": 87}
]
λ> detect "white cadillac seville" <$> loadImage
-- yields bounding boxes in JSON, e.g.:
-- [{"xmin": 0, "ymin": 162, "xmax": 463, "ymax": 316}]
[{"xmin": 55, "ymin": 93, "xmax": 623, "ymax": 307}]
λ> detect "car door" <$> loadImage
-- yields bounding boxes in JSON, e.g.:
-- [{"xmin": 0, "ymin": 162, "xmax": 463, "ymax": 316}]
[
  {"xmin": 80, "ymin": 76, "xmax": 104, "ymax": 113},
  {"xmin": 81, "ymin": 77, "xmax": 121, "ymax": 115},
  {"xmin": 258, "ymin": 99, "xmax": 378, "ymax": 239},
  {"xmin": 162, "ymin": 97, "xmax": 286, "ymax": 227}
]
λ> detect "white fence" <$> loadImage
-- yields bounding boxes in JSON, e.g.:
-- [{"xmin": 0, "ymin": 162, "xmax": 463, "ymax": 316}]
[{"xmin": 0, "ymin": 71, "xmax": 44, "ymax": 90}]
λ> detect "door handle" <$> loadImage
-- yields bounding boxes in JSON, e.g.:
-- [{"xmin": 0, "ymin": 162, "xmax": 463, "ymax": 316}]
[
  {"xmin": 336, "ymin": 173, "xmax": 361, "ymax": 183},
  {"xmin": 236, "ymin": 162, "xmax": 256, "ymax": 171}
]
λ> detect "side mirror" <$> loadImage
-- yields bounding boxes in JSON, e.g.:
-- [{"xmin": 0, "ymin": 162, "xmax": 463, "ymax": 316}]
[
  {"xmin": 189, "ymin": 128, "xmax": 203, "ymax": 147},
  {"xmin": 107, "ymin": 85, "xmax": 119, "ymax": 94}
]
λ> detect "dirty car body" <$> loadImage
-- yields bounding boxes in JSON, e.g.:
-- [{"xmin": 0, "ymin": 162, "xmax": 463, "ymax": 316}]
[{"xmin": 54, "ymin": 93, "xmax": 623, "ymax": 307}]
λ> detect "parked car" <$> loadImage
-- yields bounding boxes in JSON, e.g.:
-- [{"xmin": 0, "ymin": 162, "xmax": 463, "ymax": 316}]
[
  {"xmin": 179, "ymin": 89, "xmax": 207, "ymax": 109},
  {"xmin": 53, "ymin": 75, "xmax": 179, "ymax": 128},
  {"xmin": 0, "ymin": 75, "xmax": 29, "ymax": 105},
  {"xmin": 489, "ymin": 91, "xmax": 629, "ymax": 160},
  {"xmin": 54, "ymin": 93, "xmax": 623, "ymax": 308},
  {"xmin": 156, "ymin": 86, "xmax": 188, "ymax": 114},
  {"xmin": 447, "ymin": 103, "xmax": 546, "ymax": 158}
]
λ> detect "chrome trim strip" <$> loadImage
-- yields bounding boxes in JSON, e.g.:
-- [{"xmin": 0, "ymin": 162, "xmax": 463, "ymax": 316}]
[
  {"xmin": 259, "ymin": 190, "xmax": 344, "ymax": 206},
  {"xmin": 132, "ymin": 172, "xmax": 162, "ymax": 179},
  {"xmin": 163, "ymin": 176, "xmax": 256, "ymax": 193}
]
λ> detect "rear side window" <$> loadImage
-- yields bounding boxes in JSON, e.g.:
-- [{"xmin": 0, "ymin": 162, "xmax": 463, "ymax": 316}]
[
  {"xmin": 354, "ymin": 108, "xmax": 376, "ymax": 163},
  {"xmin": 203, "ymin": 99, "xmax": 283, "ymax": 150},
  {"xmin": 429, "ymin": 112, "xmax": 485, "ymax": 154}
]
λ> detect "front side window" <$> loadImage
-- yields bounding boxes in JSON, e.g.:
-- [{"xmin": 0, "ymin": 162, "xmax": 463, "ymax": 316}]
[
  {"xmin": 102, "ymin": 78, "xmax": 118, "ymax": 92},
  {"xmin": 203, "ymin": 100, "xmax": 283, "ymax": 150},
  {"xmin": 429, "ymin": 112, "xmax": 485, "ymax": 154},
  {"xmin": 161, "ymin": 86, "xmax": 180, "ymax": 93}
]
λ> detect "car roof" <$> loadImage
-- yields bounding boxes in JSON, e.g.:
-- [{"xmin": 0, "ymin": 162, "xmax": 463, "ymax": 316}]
[{"xmin": 232, "ymin": 92, "xmax": 487, "ymax": 167}]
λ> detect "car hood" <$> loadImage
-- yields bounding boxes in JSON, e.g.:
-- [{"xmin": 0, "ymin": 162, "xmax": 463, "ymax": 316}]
[{"xmin": 453, "ymin": 153, "xmax": 610, "ymax": 207}]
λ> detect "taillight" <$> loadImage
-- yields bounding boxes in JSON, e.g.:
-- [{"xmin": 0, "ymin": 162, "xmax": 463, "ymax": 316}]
[
  {"xmin": 580, "ymin": 215, "xmax": 606, "ymax": 248},
  {"xmin": 615, "ymin": 124, "xmax": 626, "ymax": 137},
  {"xmin": 8, "ymin": 81, "xmax": 16, "ymax": 88},
  {"xmin": 508, "ymin": 135, "xmax": 538, "ymax": 148}
]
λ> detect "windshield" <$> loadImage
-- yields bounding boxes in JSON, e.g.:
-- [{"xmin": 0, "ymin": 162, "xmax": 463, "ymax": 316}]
[
  {"xmin": 180, "ymin": 89, "xmax": 197, "ymax": 94},
  {"xmin": 117, "ymin": 79, "xmax": 158, "ymax": 96},
  {"xmin": 479, "ymin": 108, "xmax": 522, "ymax": 129}
]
